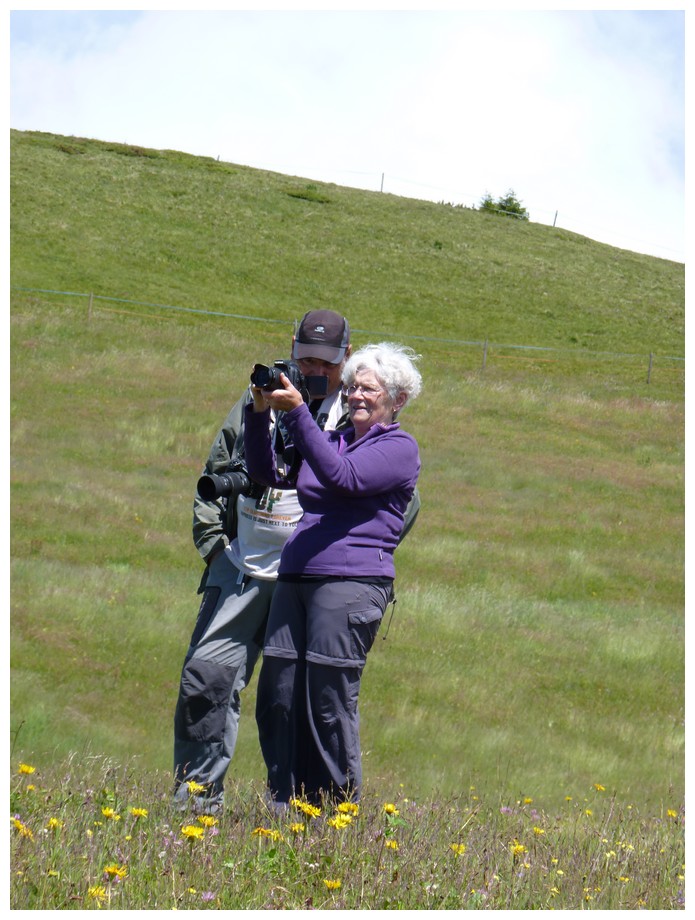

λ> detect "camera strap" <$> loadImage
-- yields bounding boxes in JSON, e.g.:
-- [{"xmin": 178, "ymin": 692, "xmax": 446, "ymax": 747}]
[
  {"xmin": 309, "ymin": 398, "xmax": 330, "ymax": 431},
  {"xmin": 272, "ymin": 413, "xmax": 302, "ymax": 482},
  {"xmin": 271, "ymin": 396, "xmax": 332, "ymax": 483},
  {"xmin": 381, "ymin": 587, "xmax": 397, "ymax": 640}
]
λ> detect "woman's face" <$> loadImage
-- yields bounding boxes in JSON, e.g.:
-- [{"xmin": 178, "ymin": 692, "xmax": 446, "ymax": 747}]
[{"xmin": 346, "ymin": 369, "xmax": 405, "ymax": 435}]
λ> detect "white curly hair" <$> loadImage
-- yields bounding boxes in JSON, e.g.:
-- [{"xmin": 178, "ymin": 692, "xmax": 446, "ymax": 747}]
[{"xmin": 342, "ymin": 342, "xmax": 423, "ymax": 407}]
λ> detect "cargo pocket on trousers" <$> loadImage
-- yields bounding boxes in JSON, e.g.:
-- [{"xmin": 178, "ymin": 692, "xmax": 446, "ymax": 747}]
[
  {"xmin": 348, "ymin": 606, "xmax": 384, "ymax": 664},
  {"xmin": 174, "ymin": 657, "xmax": 238, "ymax": 743}
]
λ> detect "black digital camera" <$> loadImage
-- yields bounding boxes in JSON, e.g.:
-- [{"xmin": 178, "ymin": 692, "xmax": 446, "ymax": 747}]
[
  {"xmin": 250, "ymin": 359, "xmax": 328, "ymax": 401},
  {"xmin": 251, "ymin": 359, "xmax": 305, "ymax": 392},
  {"xmin": 197, "ymin": 460, "xmax": 263, "ymax": 502}
]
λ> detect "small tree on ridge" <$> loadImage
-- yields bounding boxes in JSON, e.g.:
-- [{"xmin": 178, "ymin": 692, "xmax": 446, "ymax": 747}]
[{"xmin": 479, "ymin": 189, "xmax": 529, "ymax": 221}]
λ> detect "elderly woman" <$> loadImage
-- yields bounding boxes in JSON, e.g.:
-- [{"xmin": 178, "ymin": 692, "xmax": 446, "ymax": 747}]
[{"xmin": 243, "ymin": 342, "xmax": 422, "ymax": 806}]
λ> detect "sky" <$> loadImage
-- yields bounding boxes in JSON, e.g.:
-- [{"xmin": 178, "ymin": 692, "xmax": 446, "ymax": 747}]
[{"xmin": 8, "ymin": 6, "xmax": 686, "ymax": 263}]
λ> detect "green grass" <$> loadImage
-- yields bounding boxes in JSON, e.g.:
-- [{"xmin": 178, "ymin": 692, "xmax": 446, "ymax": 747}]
[
  {"xmin": 10, "ymin": 757, "xmax": 685, "ymax": 910},
  {"xmin": 11, "ymin": 129, "xmax": 683, "ymax": 356},
  {"xmin": 10, "ymin": 128, "xmax": 684, "ymax": 840}
]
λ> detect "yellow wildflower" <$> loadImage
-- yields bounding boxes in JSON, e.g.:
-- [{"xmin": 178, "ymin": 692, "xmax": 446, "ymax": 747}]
[
  {"xmin": 323, "ymin": 879, "xmax": 341, "ymax": 890},
  {"xmin": 385, "ymin": 839, "xmax": 399, "ymax": 850},
  {"xmin": 289, "ymin": 822, "xmax": 305, "ymax": 834},
  {"xmin": 101, "ymin": 807, "xmax": 121, "ymax": 821},
  {"xmin": 181, "ymin": 824, "xmax": 205, "ymax": 840},
  {"xmin": 337, "ymin": 802, "xmax": 359, "ymax": 816},
  {"xmin": 450, "ymin": 843, "xmax": 466, "ymax": 855},
  {"xmin": 533, "ymin": 826, "xmax": 545, "ymax": 836},
  {"xmin": 46, "ymin": 818, "xmax": 64, "ymax": 830},
  {"xmin": 290, "ymin": 798, "xmax": 322, "ymax": 818},
  {"xmin": 252, "ymin": 827, "xmax": 282, "ymax": 841},
  {"xmin": 383, "ymin": 803, "xmax": 399, "ymax": 816},
  {"xmin": 197, "ymin": 815, "xmax": 218, "ymax": 827},
  {"xmin": 510, "ymin": 841, "xmax": 528, "ymax": 857},
  {"xmin": 18, "ymin": 763, "xmax": 36, "ymax": 775},
  {"xmin": 129, "ymin": 807, "xmax": 148, "ymax": 818},
  {"xmin": 327, "ymin": 814, "xmax": 352, "ymax": 829},
  {"xmin": 88, "ymin": 885, "xmax": 108, "ymax": 903},
  {"xmin": 186, "ymin": 780, "xmax": 207, "ymax": 795},
  {"xmin": 11, "ymin": 818, "xmax": 34, "ymax": 840},
  {"xmin": 667, "ymin": 809, "xmax": 678, "ymax": 819},
  {"xmin": 104, "ymin": 864, "xmax": 128, "ymax": 879},
  {"xmin": 593, "ymin": 783, "xmax": 606, "ymax": 792}
]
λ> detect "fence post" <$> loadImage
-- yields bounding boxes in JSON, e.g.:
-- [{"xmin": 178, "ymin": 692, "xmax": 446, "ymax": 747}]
[
  {"xmin": 482, "ymin": 339, "xmax": 488, "ymax": 370},
  {"xmin": 647, "ymin": 352, "xmax": 654, "ymax": 384}
]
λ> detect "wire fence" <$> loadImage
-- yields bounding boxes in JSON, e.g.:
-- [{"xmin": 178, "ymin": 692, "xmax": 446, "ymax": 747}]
[
  {"xmin": 11, "ymin": 285, "xmax": 685, "ymax": 387},
  {"xmin": 298, "ymin": 168, "xmax": 684, "ymax": 263}
]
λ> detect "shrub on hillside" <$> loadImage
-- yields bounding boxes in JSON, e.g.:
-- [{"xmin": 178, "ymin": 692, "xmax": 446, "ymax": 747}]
[{"xmin": 479, "ymin": 189, "xmax": 530, "ymax": 220}]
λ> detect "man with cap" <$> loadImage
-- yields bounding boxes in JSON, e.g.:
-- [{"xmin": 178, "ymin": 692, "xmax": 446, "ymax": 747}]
[{"xmin": 173, "ymin": 310, "xmax": 352, "ymax": 813}]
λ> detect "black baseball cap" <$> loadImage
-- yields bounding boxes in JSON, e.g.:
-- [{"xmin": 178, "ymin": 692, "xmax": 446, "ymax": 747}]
[{"xmin": 292, "ymin": 310, "xmax": 350, "ymax": 364}]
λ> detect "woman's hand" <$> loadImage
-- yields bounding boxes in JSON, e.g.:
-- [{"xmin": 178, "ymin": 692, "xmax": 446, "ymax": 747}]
[
  {"xmin": 250, "ymin": 383, "xmax": 269, "ymax": 413},
  {"xmin": 250, "ymin": 372, "xmax": 304, "ymax": 413}
]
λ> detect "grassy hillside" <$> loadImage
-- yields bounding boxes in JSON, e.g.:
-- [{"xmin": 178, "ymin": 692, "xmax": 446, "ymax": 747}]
[
  {"xmin": 10, "ymin": 129, "xmax": 684, "ymax": 357},
  {"xmin": 10, "ymin": 130, "xmax": 684, "ymax": 813}
]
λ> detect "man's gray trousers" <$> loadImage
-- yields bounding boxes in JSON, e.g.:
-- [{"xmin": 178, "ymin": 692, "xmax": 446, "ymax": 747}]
[{"xmin": 173, "ymin": 553, "xmax": 275, "ymax": 808}]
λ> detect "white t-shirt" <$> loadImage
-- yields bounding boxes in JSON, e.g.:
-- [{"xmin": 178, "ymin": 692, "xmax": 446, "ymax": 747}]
[
  {"xmin": 225, "ymin": 388, "xmax": 345, "ymax": 580},
  {"xmin": 226, "ymin": 487, "xmax": 304, "ymax": 579}
]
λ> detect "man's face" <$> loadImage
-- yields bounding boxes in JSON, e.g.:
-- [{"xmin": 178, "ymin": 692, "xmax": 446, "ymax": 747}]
[{"xmin": 294, "ymin": 355, "xmax": 346, "ymax": 396}]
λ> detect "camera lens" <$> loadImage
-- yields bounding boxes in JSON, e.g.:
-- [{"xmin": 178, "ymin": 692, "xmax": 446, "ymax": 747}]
[
  {"xmin": 251, "ymin": 364, "xmax": 274, "ymax": 388},
  {"xmin": 197, "ymin": 470, "xmax": 252, "ymax": 500}
]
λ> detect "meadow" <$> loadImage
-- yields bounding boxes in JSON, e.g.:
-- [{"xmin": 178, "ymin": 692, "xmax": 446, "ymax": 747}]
[
  {"xmin": 10, "ymin": 755, "xmax": 685, "ymax": 909},
  {"xmin": 10, "ymin": 129, "xmax": 685, "ymax": 908}
]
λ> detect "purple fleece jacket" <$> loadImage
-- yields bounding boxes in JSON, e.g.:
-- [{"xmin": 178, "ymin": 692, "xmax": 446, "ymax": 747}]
[{"xmin": 243, "ymin": 402, "xmax": 420, "ymax": 579}]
